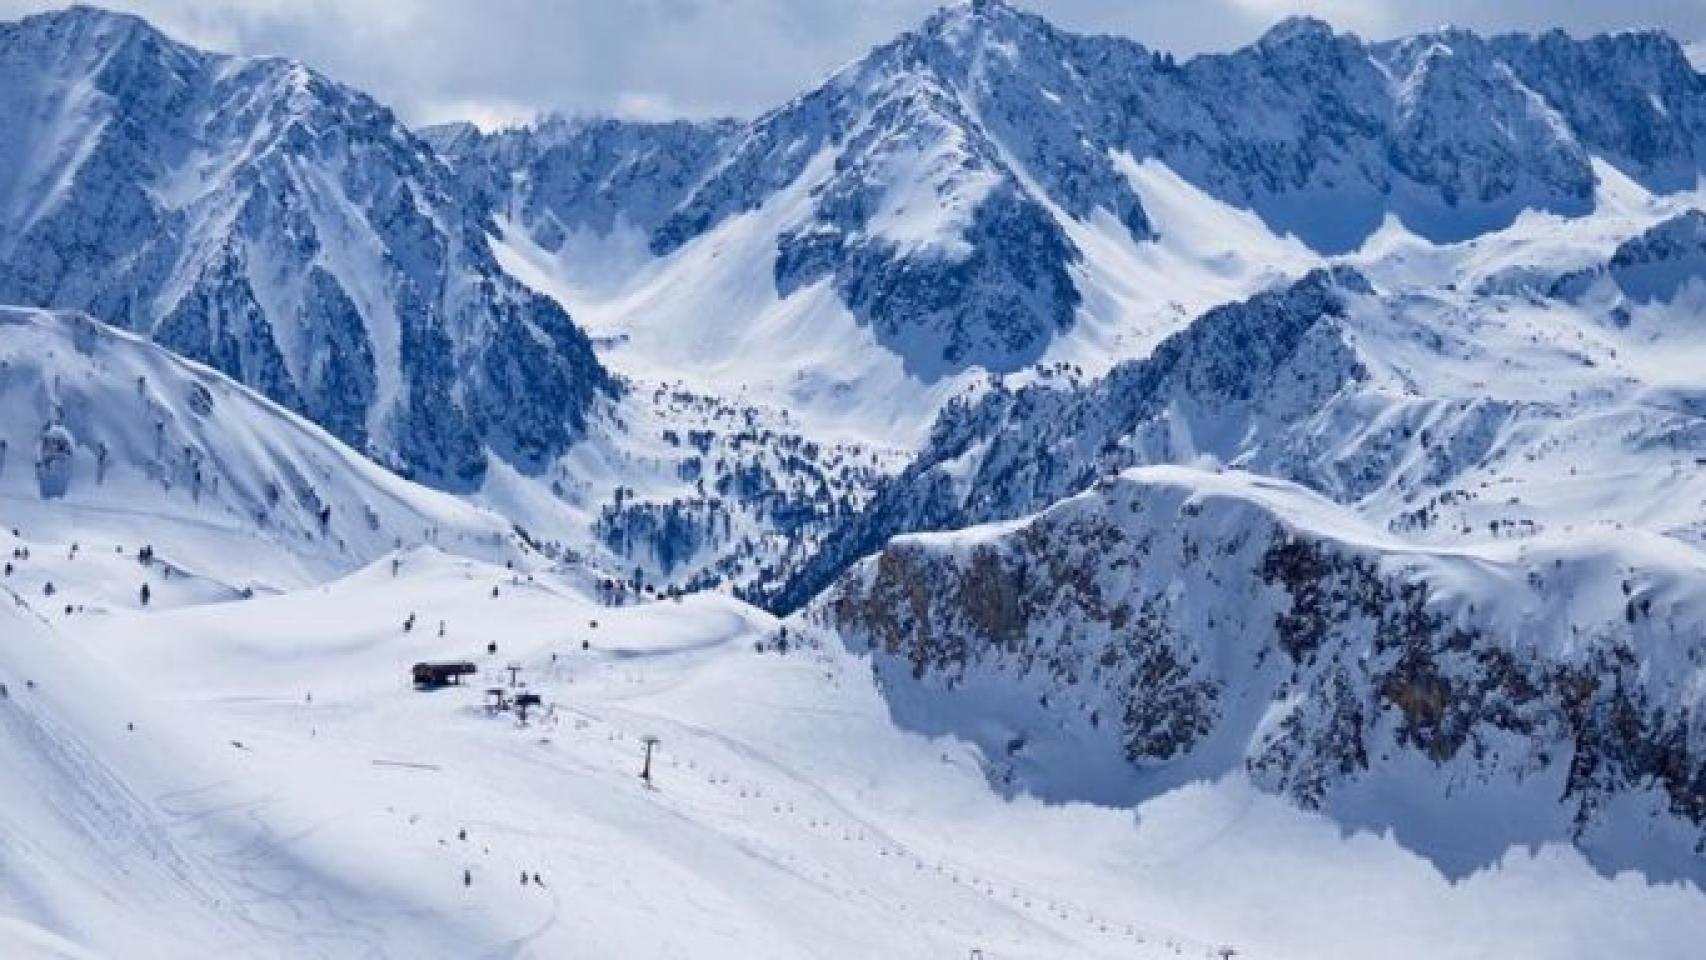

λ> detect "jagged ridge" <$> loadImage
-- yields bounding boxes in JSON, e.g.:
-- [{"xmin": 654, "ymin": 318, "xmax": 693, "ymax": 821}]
[{"xmin": 0, "ymin": 6, "xmax": 614, "ymax": 491}]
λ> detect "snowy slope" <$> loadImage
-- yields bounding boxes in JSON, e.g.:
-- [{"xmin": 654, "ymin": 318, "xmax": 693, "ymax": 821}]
[
  {"xmin": 4, "ymin": 546, "xmax": 1701, "ymax": 959},
  {"xmin": 0, "ymin": 6, "xmax": 612, "ymax": 490},
  {"xmin": 0, "ymin": 592, "xmax": 531, "ymax": 960},
  {"xmin": 471, "ymin": 378, "xmax": 902, "ymax": 598},
  {"xmin": 0, "ymin": 306, "xmax": 523, "ymax": 613}
]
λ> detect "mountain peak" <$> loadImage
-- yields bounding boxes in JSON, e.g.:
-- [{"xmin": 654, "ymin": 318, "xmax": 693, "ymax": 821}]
[
  {"xmin": 914, "ymin": 0, "xmax": 1047, "ymax": 50},
  {"xmin": 0, "ymin": 2, "xmax": 614, "ymax": 491},
  {"xmin": 937, "ymin": 0, "xmax": 1021, "ymax": 21},
  {"xmin": 6, "ymin": 3, "xmax": 221, "ymax": 99},
  {"xmin": 16, "ymin": 3, "xmax": 157, "ymax": 42},
  {"xmin": 32, "ymin": 3, "xmax": 147, "ymax": 26},
  {"xmin": 1257, "ymin": 15, "xmax": 1346, "ymax": 50}
]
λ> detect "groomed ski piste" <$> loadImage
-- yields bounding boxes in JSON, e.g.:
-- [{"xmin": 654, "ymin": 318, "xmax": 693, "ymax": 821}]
[{"xmin": 4, "ymin": 514, "xmax": 1705, "ymax": 959}]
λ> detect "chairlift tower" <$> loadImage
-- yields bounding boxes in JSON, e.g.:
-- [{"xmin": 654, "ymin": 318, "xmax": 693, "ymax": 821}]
[
  {"xmin": 513, "ymin": 692, "xmax": 542, "ymax": 725},
  {"xmin": 639, "ymin": 734, "xmax": 660, "ymax": 787}
]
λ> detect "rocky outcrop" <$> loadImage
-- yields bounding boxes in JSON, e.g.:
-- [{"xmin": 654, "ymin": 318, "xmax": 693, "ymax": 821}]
[
  {"xmin": 1608, "ymin": 210, "xmax": 1706, "ymax": 301},
  {"xmin": 814, "ymin": 466, "xmax": 1706, "ymax": 874},
  {"xmin": 427, "ymin": 114, "xmax": 739, "ymax": 244},
  {"xmin": 34, "ymin": 424, "xmax": 74, "ymax": 499}
]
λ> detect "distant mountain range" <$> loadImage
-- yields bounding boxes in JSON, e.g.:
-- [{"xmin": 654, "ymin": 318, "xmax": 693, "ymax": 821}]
[{"xmin": 437, "ymin": 0, "xmax": 1706, "ymax": 382}]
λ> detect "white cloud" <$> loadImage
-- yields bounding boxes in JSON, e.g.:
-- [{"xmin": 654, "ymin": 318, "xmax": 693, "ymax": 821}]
[{"xmin": 409, "ymin": 97, "xmax": 539, "ymax": 132}]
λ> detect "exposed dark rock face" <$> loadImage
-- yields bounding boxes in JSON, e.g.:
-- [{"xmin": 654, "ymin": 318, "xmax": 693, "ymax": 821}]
[
  {"xmin": 426, "ymin": 115, "xmax": 739, "ymax": 243},
  {"xmin": 815, "ymin": 468, "xmax": 1706, "ymax": 872},
  {"xmin": 776, "ymin": 180, "xmax": 1081, "ymax": 377},
  {"xmin": 0, "ymin": 7, "xmax": 613, "ymax": 490}
]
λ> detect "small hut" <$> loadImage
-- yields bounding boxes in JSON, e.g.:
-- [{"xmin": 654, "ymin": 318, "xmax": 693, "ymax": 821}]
[{"xmin": 412, "ymin": 660, "xmax": 477, "ymax": 689}]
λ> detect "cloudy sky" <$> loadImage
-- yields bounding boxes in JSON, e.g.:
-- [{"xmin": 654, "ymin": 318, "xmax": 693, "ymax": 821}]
[{"xmin": 5, "ymin": 0, "xmax": 1704, "ymax": 128}]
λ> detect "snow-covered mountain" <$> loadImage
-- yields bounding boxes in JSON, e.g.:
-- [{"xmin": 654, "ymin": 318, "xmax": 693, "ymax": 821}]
[
  {"xmin": 5, "ymin": 2, "xmax": 1706, "ymax": 955},
  {"xmin": 775, "ymin": 183, "xmax": 1706, "ymax": 874},
  {"xmin": 0, "ymin": 306, "xmax": 525, "ymax": 609},
  {"xmin": 0, "ymin": 6, "xmax": 613, "ymax": 491},
  {"xmin": 769, "ymin": 267, "xmax": 1374, "ymax": 610},
  {"xmin": 775, "ymin": 159, "xmax": 1706, "ymax": 601},
  {"xmin": 442, "ymin": 0, "xmax": 1705, "ymax": 442}
]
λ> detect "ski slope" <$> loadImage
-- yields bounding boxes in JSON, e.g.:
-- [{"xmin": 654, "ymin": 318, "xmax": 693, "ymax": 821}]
[
  {"xmin": 0, "ymin": 541, "xmax": 1699, "ymax": 959},
  {"xmin": 0, "ymin": 306, "xmax": 524, "ymax": 614}
]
